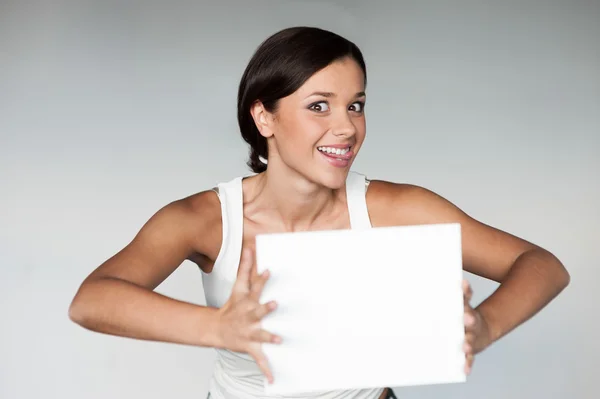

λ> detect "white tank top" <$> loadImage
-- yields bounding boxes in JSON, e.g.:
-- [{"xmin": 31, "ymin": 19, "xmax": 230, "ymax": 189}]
[{"xmin": 201, "ymin": 171, "xmax": 384, "ymax": 399}]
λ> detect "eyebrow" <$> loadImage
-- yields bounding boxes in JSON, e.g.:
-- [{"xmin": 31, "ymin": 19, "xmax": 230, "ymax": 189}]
[{"xmin": 306, "ymin": 91, "xmax": 366, "ymax": 99}]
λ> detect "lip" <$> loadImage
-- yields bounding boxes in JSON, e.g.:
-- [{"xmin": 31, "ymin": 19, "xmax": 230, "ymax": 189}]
[
  {"xmin": 317, "ymin": 146, "xmax": 354, "ymax": 168},
  {"xmin": 318, "ymin": 144, "xmax": 353, "ymax": 149}
]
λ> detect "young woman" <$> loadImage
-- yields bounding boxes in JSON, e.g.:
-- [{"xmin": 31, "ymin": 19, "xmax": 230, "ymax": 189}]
[{"xmin": 68, "ymin": 26, "xmax": 570, "ymax": 399}]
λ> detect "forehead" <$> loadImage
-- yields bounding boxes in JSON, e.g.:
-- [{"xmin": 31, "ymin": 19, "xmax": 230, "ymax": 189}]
[{"xmin": 294, "ymin": 57, "xmax": 365, "ymax": 97}]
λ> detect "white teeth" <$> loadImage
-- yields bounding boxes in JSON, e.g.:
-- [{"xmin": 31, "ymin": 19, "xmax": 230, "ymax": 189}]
[{"xmin": 318, "ymin": 146, "xmax": 349, "ymax": 155}]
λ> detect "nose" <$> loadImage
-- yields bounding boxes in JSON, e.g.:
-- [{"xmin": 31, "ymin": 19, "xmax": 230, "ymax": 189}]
[{"xmin": 332, "ymin": 112, "xmax": 357, "ymax": 138}]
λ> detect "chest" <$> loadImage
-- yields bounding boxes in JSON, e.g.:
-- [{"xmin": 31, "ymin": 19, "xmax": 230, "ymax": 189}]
[
  {"xmin": 200, "ymin": 171, "xmax": 373, "ymax": 308},
  {"xmin": 201, "ymin": 211, "xmax": 352, "ymax": 308}
]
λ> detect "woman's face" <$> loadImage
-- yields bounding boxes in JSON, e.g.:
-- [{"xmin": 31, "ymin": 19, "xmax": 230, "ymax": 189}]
[{"xmin": 259, "ymin": 57, "xmax": 367, "ymax": 189}]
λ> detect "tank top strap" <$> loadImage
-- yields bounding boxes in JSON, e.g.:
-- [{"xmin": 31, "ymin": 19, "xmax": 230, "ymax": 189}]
[
  {"xmin": 204, "ymin": 176, "xmax": 245, "ymax": 302},
  {"xmin": 345, "ymin": 171, "xmax": 372, "ymax": 230}
]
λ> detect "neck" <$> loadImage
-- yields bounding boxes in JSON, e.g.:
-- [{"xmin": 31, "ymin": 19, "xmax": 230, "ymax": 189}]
[{"xmin": 249, "ymin": 162, "xmax": 342, "ymax": 232}]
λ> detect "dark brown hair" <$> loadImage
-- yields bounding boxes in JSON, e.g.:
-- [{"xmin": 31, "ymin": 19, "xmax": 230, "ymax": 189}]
[{"xmin": 237, "ymin": 26, "xmax": 367, "ymax": 173}]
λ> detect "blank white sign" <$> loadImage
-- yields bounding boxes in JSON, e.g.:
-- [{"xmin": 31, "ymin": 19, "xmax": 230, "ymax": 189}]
[{"xmin": 255, "ymin": 222, "xmax": 467, "ymax": 395}]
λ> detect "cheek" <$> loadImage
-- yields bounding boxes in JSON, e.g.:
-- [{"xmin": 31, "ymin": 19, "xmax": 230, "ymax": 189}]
[
  {"xmin": 281, "ymin": 112, "xmax": 328, "ymax": 145},
  {"xmin": 344, "ymin": 116, "xmax": 366, "ymax": 146},
  {"xmin": 356, "ymin": 117, "xmax": 366, "ymax": 135}
]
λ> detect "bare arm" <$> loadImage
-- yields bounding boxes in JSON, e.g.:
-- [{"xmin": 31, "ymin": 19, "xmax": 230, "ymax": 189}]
[
  {"xmin": 368, "ymin": 181, "xmax": 570, "ymax": 351},
  {"xmin": 68, "ymin": 191, "xmax": 223, "ymax": 348}
]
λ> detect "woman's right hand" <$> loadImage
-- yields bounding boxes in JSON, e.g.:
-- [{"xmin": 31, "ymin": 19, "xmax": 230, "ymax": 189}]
[{"xmin": 216, "ymin": 248, "xmax": 281, "ymax": 383}]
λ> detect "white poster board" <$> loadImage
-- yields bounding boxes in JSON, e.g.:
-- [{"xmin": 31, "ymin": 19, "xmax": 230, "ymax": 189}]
[{"xmin": 255, "ymin": 223, "xmax": 467, "ymax": 395}]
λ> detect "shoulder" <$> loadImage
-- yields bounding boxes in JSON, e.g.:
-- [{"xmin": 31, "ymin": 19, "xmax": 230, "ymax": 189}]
[
  {"xmin": 365, "ymin": 179, "xmax": 470, "ymax": 228},
  {"xmin": 144, "ymin": 188, "xmax": 222, "ymax": 257},
  {"xmin": 155, "ymin": 188, "xmax": 221, "ymax": 226},
  {"xmin": 179, "ymin": 188, "xmax": 222, "ymax": 223},
  {"xmin": 363, "ymin": 178, "xmax": 557, "ymax": 283},
  {"xmin": 175, "ymin": 188, "xmax": 223, "ymax": 248}
]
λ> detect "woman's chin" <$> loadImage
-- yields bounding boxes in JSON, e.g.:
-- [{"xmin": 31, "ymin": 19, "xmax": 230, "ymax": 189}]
[{"xmin": 315, "ymin": 168, "xmax": 352, "ymax": 190}]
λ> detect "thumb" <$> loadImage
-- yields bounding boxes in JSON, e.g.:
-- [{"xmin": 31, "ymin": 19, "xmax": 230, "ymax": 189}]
[
  {"xmin": 462, "ymin": 279, "xmax": 473, "ymax": 303},
  {"xmin": 233, "ymin": 248, "xmax": 254, "ymax": 293}
]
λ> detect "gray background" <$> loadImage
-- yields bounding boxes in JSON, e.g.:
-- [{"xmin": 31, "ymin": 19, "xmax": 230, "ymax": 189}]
[{"xmin": 1, "ymin": 0, "xmax": 598, "ymax": 398}]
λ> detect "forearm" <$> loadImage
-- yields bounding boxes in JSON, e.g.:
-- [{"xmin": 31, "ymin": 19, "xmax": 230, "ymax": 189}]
[
  {"xmin": 69, "ymin": 277, "xmax": 222, "ymax": 348},
  {"xmin": 475, "ymin": 248, "xmax": 570, "ymax": 349}
]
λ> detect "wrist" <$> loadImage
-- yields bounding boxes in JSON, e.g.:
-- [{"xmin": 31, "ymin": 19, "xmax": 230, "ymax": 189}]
[
  {"xmin": 474, "ymin": 305, "xmax": 498, "ymax": 352},
  {"xmin": 194, "ymin": 306, "xmax": 224, "ymax": 348}
]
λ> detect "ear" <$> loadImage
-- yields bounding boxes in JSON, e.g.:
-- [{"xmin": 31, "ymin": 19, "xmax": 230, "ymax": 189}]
[{"xmin": 249, "ymin": 100, "xmax": 275, "ymax": 138}]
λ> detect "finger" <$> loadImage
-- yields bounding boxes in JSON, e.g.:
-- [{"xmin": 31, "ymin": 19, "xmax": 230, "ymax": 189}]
[
  {"xmin": 250, "ymin": 263, "xmax": 260, "ymax": 287},
  {"xmin": 252, "ymin": 327, "xmax": 283, "ymax": 344},
  {"xmin": 250, "ymin": 269, "xmax": 271, "ymax": 301},
  {"xmin": 249, "ymin": 346, "xmax": 274, "ymax": 384},
  {"xmin": 464, "ymin": 331, "xmax": 476, "ymax": 346},
  {"xmin": 233, "ymin": 248, "xmax": 254, "ymax": 294},
  {"xmin": 253, "ymin": 300, "xmax": 278, "ymax": 321},
  {"xmin": 464, "ymin": 309, "xmax": 476, "ymax": 328},
  {"xmin": 463, "ymin": 334, "xmax": 475, "ymax": 355},
  {"xmin": 463, "ymin": 341, "xmax": 472, "ymax": 355},
  {"xmin": 464, "ymin": 354, "xmax": 474, "ymax": 375},
  {"xmin": 248, "ymin": 245, "xmax": 259, "ymax": 281},
  {"xmin": 462, "ymin": 279, "xmax": 473, "ymax": 303}
]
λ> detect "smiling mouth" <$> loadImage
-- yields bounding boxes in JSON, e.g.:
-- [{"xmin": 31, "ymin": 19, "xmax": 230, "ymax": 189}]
[
  {"xmin": 316, "ymin": 145, "xmax": 354, "ymax": 164},
  {"xmin": 317, "ymin": 146, "xmax": 352, "ymax": 156}
]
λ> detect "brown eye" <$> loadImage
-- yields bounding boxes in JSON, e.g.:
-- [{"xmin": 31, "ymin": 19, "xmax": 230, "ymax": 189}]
[
  {"xmin": 309, "ymin": 101, "xmax": 330, "ymax": 112},
  {"xmin": 350, "ymin": 101, "xmax": 365, "ymax": 113}
]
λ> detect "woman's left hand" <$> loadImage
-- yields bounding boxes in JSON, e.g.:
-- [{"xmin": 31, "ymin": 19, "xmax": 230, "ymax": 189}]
[{"xmin": 462, "ymin": 279, "xmax": 492, "ymax": 375}]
